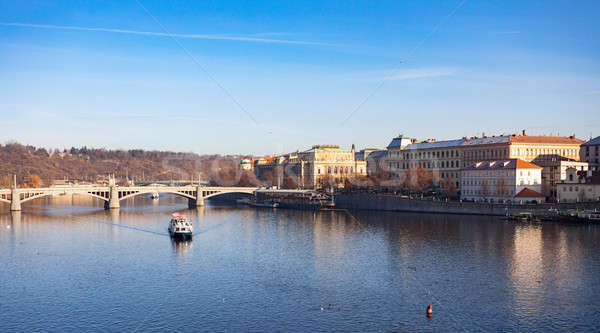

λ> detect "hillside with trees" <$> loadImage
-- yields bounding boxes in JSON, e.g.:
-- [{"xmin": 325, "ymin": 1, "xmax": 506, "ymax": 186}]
[{"xmin": 0, "ymin": 142, "xmax": 250, "ymax": 188}]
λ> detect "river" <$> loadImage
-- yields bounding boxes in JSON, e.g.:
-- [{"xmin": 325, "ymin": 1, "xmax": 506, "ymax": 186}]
[{"xmin": 1, "ymin": 195, "xmax": 599, "ymax": 332}]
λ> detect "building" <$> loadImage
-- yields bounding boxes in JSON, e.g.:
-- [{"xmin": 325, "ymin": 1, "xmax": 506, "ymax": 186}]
[
  {"xmin": 460, "ymin": 130, "xmax": 584, "ymax": 197},
  {"xmin": 240, "ymin": 158, "xmax": 253, "ymax": 170},
  {"xmin": 387, "ymin": 136, "xmax": 465, "ymax": 189},
  {"xmin": 460, "ymin": 159, "xmax": 543, "ymax": 203},
  {"xmin": 557, "ymin": 168, "xmax": 600, "ymax": 202},
  {"xmin": 580, "ymin": 136, "xmax": 600, "ymax": 171},
  {"xmin": 253, "ymin": 145, "xmax": 367, "ymax": 189},
  {"xmin": 354, "ymin": 148, "xmax": 387, "ymax": 177},
  {"xmin": 366, "ymin": 150, "xmax": 388, "ymax": 177},
  {"xmin": 384, "ymin": 130, "xmax": 584, "ymax": 197}
]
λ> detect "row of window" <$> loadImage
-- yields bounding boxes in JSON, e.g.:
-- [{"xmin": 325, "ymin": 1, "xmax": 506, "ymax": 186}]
[
  {"xmin": 514, "ymin": 147, "xmax": 578, "ymax": 157},
  {"xmin": 390, "ymin": 160, "xmax": 460, "ymax": 170},
  {"xmin": 390, "ymin": 149, "xmax": 460, "ymax": 159},
  {"xmin": 562, "ymin": 186, "xmax": 593, "ymax": 192},
  {"xmin": 317, "ymin": 166, "xmax": 363, "ymax": 175},
  {"xmin": 463, "ymin": 149, "xmax": 508, "ymax": 159},
  {"xmin": 463, "ymin": 189, "xmax": 515, "ymax": 196}
]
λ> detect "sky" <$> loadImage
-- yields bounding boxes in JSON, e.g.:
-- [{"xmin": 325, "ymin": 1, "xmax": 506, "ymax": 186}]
[{"xmin": 0, "ymin": 0, "xmax": 599, "ymax": 155}]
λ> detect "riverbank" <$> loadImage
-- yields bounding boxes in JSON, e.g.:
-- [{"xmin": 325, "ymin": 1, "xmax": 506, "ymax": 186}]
[{"xmin": 334, "ymin": 193, "xmax": 600, "ymax": 217}]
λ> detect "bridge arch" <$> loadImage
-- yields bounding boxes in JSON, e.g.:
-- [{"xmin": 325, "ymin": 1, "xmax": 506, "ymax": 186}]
[
  {"xmin": 203, "ymin": 190, "xmax": 254, "ymax": 199},
  {"xmin": 118, "ymin": 190, "xmax": 196, "ymax": 201},
  {"xmin": 19, "ymin": 191, "xmax": 109, "ymax": 204}
]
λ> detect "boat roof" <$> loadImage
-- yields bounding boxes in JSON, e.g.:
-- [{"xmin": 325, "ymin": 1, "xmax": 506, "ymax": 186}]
[{"xmin": 172, "ymin": 213, "xmax": 188, "ymax": 218}]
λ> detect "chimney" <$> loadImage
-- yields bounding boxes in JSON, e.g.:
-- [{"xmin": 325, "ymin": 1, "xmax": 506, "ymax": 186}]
[
  {"xmin": 522, "ymin": 129, "xmax": 527, "ymax": 136},
  {"xmin": 482, "ymin": 132, "xmax": 486, "ymax": 138}
]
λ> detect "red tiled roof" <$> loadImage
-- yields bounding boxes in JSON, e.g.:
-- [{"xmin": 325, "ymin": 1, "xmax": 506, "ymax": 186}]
[
  {"xmin": 514, "ymin": 159, "xmax": 543, "ymax": 169},
  {"xmin": 509, "ymin": 135, "xmax": 584, "ymax": 145},
  {"xmin": 514, "ymin": 188, "xmax": 545, "ymax": 198}
]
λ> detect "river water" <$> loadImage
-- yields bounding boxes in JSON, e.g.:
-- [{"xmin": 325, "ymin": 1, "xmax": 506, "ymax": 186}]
[{"xmin": 1, "ymin": 195, "xmax": 599, "ymax": 332}]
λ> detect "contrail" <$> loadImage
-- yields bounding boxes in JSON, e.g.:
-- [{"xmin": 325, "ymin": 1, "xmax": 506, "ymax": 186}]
[{"xmin": 0, "ymin": 21, "xmax": 332, "ymax": 46}]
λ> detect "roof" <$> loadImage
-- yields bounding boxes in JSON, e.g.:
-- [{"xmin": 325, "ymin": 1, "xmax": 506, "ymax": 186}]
[
  {"xmin": 303, "ymin": 147, "xmax": 346, "ymax": 153},
  {"xmin": 461, "ymin": 134, "xmax": 584, "ymax": 146},
  {"xmin": 461, "ymin": 136, "xmax": 510, "ymax": 146},
  {"xmin": 367, "ymin": 150, "xmax": 387, "ymax": 159},
  {"xmin": 582, "ymin": 136, "xmax": 600, "ymax": 146},
  {"xmin": 514, "ymin": 188, "xmax": 545, "ymax": 198},
  {"xmin": 462, "ymin": 159, "xmax": 543, "ymax": 171},
  {"xmin": 387, "ymin": 135, "xmax": 412, "ymax": 149},
  {"xmin": 404, "ymin": 139, "xmax": 466, "ymax": 150},
  {"xmin": 509, "ymin": 135, "xmax": 584, "ymax": 145}
]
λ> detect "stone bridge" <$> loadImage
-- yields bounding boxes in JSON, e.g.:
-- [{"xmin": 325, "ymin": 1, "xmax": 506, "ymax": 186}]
[{"xmin": 0, "ymin": 186, "xmax": 257, "ymax": 211}]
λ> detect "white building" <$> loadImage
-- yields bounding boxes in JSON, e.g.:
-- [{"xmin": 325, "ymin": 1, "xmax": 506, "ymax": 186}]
[
  {"xmin": 387, "ymin": 135, "xmax": 464, "ymax": 188},
  {"xmin": 581, "ymin": 136, "xmax": 600, "ymax": 171},
  {"xmin": 557, "ymin": 168, "xmax": 600, "ymax": 202},
  {"xmin": 460, "ymin": 159, "xmax": 544, "ymax": 203}
]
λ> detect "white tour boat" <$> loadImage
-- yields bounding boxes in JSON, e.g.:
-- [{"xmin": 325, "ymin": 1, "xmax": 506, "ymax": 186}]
[{"xmin": 168, "ymin": 213, "xmax": 193, "ymax": 239}]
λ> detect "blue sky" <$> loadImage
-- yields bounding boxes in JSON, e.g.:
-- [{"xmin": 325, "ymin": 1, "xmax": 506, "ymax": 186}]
[{"xmin": 0, "ymin": 1, "xmax": 599, "ymax": 155}]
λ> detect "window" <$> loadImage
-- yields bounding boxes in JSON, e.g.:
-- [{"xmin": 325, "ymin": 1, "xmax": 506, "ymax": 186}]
[
  {"xmin": 318, "ymin": 169, "xmax": 321, "ymax": 174},
  {"xmin": 328, "ymin": 167, "xmax": 331, "ymax": 174}
]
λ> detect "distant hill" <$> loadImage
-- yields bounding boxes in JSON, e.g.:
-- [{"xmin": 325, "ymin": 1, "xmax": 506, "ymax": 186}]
[{"xmin": 0, "ymin": 143, "xmax": 251, "ymax": 187}]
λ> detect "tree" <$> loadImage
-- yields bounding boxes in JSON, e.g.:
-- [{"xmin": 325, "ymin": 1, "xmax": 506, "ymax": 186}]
[
  {"xmin": 441, "ymin": 176, "xmax": 458, "ymax": 198},
  {"xmin": 25, "ymin": 174, "xmax": 41, "ymax": 188},
  {"xmin": 415, "ymin": 166, "xmax": 433, "ymax": 192},
  {"xmin": 282, "ymin": 176, "xmax": 298, "ymax": 189},
  {"xmin": 261, "ymin": 169, "xmax": 275, "ymax": 187},
  {"xmin": 237, "ymin": 171, "xmax": 253, "ymax": 187},
  {"xmin": 497, "ymin": 176, "xmax": 509, "ymax": 201},
  {"xmin": 404, "ymin": 166, "xmax": 432, "ymax": 193},
  {"xmin": 481, "ymin": 178, "xmax": 490, "ymax": 201},
  {"xmin": 0, "ymin": 175, "xmax": 11, "ymax": 187},
  {"xmin": 317, "ymin": 174, "xmax": 334, "ymax": 191}
]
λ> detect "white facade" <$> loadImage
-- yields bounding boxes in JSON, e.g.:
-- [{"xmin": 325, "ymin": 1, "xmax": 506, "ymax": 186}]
[
  {"xmin": 557, "ymin": 168, "xmax": 600, "ymax": 202},
  {"xmin": 460, "ymin": 159, "xmax": 543, "ymax": 202},
  {"xmin": 387, "ymin": 136, "xmax": 464, "ymax": 188}
]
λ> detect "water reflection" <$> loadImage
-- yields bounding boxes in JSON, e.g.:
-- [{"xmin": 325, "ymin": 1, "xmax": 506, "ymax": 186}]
[
  {"xmin": 0, "ymin": 199, "xmax": 599, "ymax": 332},
  {"xmin": 171, "ymin": 238, "xmax": 193, "ymax": 257}
]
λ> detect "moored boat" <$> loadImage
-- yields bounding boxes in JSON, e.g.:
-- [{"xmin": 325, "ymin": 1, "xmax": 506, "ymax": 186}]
[{"xmin": 168, "ymin": 213, "xmax": 193, "ymax": 239}]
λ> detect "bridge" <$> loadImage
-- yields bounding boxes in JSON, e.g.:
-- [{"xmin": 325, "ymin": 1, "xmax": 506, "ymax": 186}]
[{"xmin": 0, "ymin": 185, "xmax": 257, "ymax": 211}]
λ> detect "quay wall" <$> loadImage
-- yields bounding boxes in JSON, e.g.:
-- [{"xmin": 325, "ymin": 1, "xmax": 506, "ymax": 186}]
[{"xmin": 334, "ymin": 193, "xmax": 600, "ymax": 216}]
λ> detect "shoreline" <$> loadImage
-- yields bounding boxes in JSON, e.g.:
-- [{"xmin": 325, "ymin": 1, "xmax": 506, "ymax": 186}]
[{"xmin": 333, "ymin": 193, "xmax": 600, "ymax": 219}]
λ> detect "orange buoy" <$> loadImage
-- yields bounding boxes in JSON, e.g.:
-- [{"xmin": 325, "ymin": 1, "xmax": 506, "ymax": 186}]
[{"xmin": 426, "ymin": 304, "xmax": 433, "ymax": 316}]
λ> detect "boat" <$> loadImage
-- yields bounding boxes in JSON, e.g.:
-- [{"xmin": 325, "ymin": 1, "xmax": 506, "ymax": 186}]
[
  {"xmin": 237, "ymin": 196, "xmax": 278, "ymax": 208},
  {"xmin": 249, "ymin": 200, "xmax": 279, "ymax": 208},
  {"xmin": 578, "ymin": 211, "xmax": 600, "ymax": 222},
  {"xmin": 236, "ymin": 198, "xmax": 251, "ymax": 205},
  {"xmin": 149, "ymin": 192, "xmax": 159, "ymax": 199},
  {"xmin": 505, "ymin": 212, "xmax": 538, "ymax": 222},
  {"xmin": 253, "ymin": 189, "xmax": 334, "ymax": 210},
  {"xmin": 168, "ymin": 213, "xmax": 193, "ymax": 239}
]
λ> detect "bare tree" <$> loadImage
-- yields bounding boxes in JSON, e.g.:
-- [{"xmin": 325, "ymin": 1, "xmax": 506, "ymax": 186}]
[
  {"xmin": 441, "ymin": 176, "xmax": 458, "ymax": 198},
  {"xmin": 0, "ymin": 175, "xmax": 11, "ymax": 187},
  {"xmin": 25, "ymin": 174, "xmax": 42, "ymax": 188},
  {"xmin": 497, "ymin": 176, "xmax": 509, "ymax": 201},
  {"xmin": 481, "ymin": 178, "xmax": 490, "ymax": 201},
  {"xmin": 282, "ymin": 176, "xmax": 298, "ymax": 189}
]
